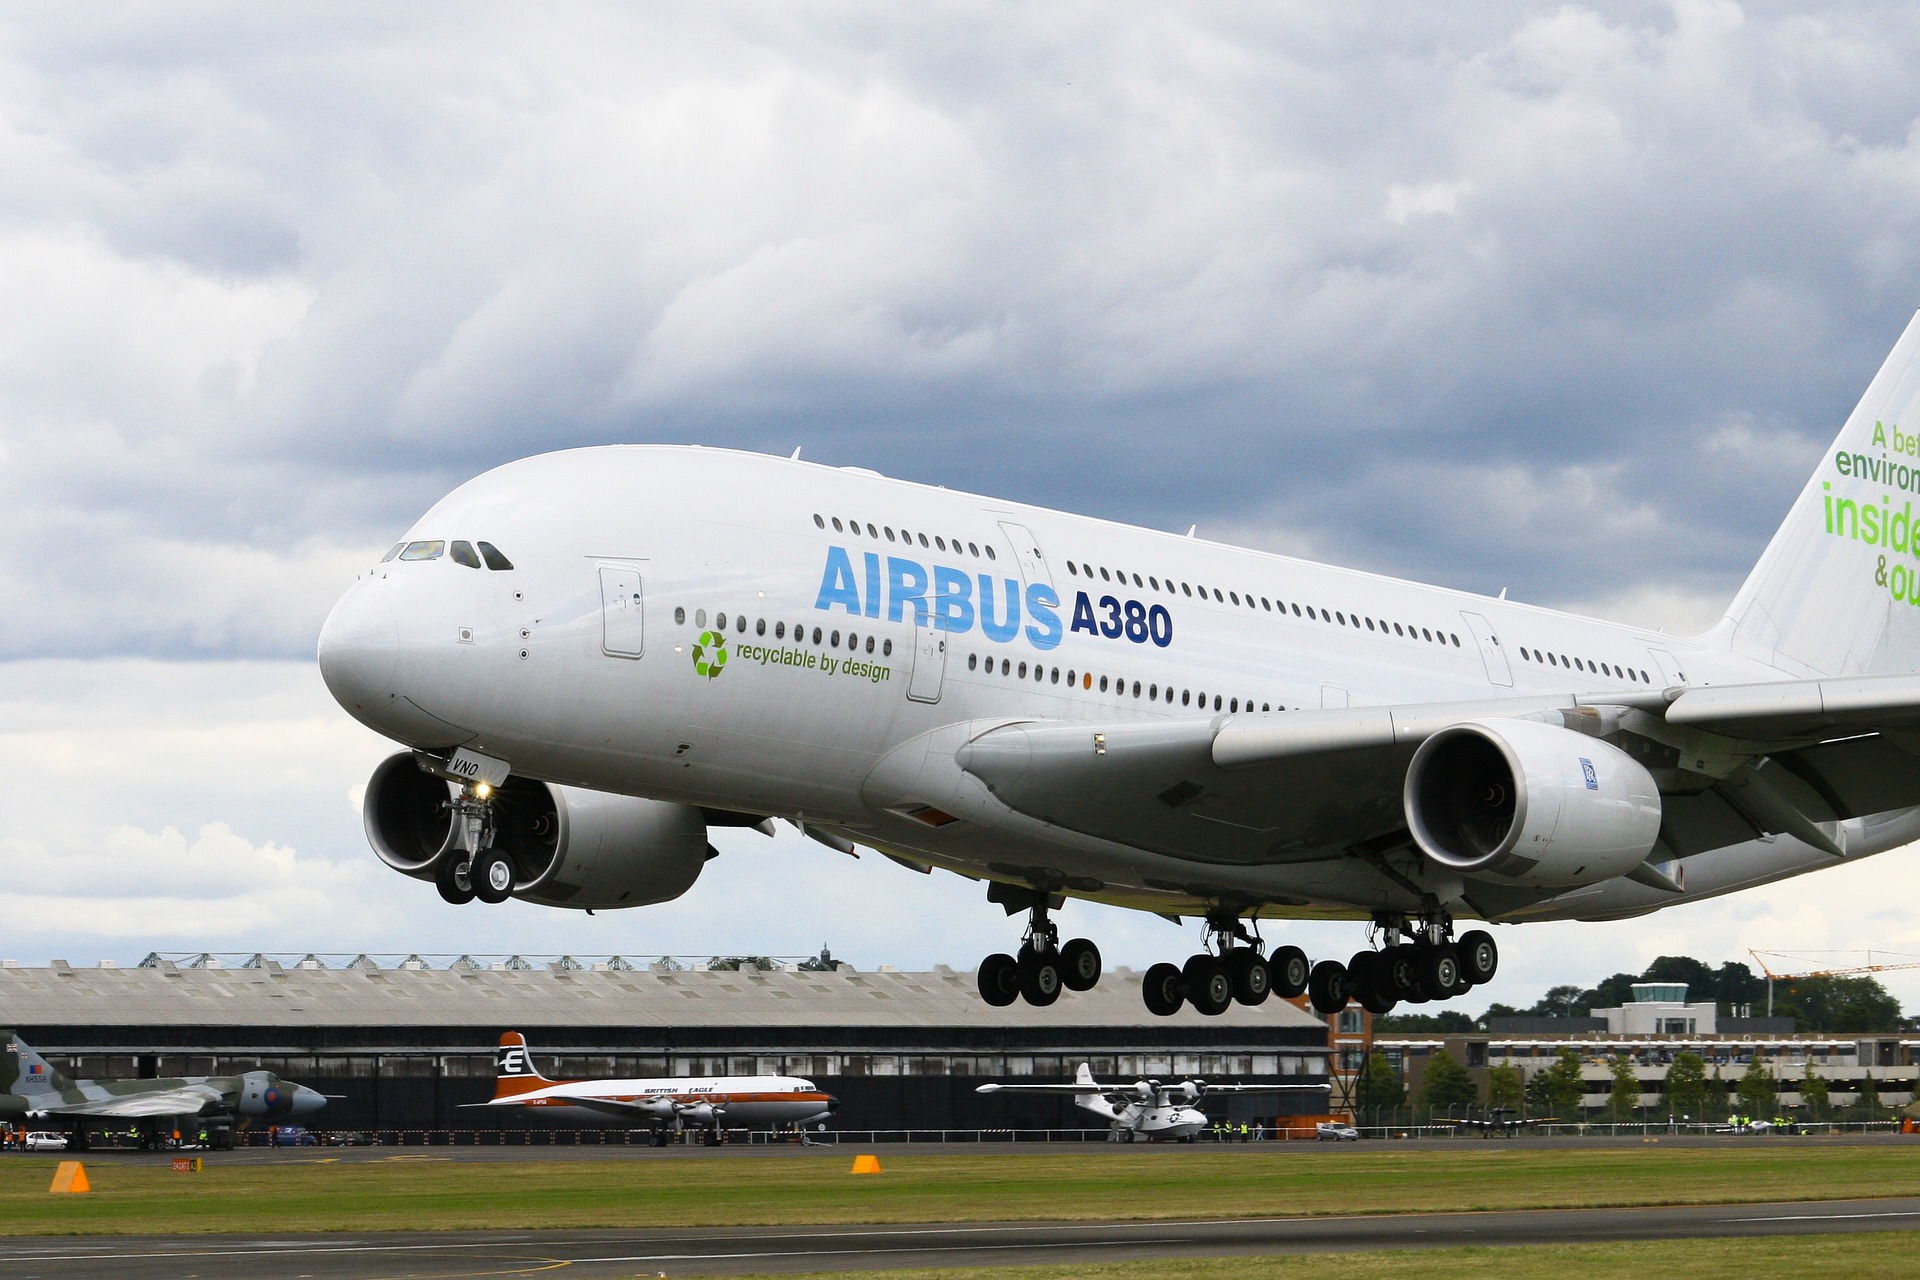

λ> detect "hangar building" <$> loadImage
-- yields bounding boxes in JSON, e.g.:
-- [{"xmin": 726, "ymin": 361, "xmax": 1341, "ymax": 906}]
[{"xmin": 0, "ymin": 955, "xmax": 1332, "ymax": 1134}]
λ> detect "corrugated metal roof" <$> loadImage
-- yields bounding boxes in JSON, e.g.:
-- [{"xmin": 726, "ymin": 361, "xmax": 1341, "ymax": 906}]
[{"xmin": 0, "ymin": 963, "xmax": 1326, "ymax": 1032}]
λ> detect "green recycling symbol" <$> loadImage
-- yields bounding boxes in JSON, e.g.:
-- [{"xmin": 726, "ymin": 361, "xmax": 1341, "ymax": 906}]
[{"xmin": 692, "ymin": 630, "xmax": 728, "ymax": 680}]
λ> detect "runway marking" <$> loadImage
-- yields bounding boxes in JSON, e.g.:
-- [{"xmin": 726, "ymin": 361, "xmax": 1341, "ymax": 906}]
[
  {"xmin": 571, "ymin": 1238, "xmax": 1191, "ymax": 1265},
  {"xmin": 1721, "ymin": 1210, "xmax": 1920, "ymax": 1223}
]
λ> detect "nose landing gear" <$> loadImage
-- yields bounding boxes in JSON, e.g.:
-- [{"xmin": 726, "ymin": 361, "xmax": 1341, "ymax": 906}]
[{"xmin": 434, "ymin": 783, "xmax": 515, "ymax": 906}]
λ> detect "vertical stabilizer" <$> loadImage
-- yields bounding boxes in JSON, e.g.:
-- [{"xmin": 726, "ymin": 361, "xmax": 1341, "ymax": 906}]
[
  {"xmin": 492, "ymin": 1030, "xmax": 552, "ymax": 1100},
  {"xmin": 2, "ymin": 1031, "xmax": 73, "ymax": 1096},
  {"xmin": 1720, "ymin": 310, "xmax": 1920, "ymax": 676}
]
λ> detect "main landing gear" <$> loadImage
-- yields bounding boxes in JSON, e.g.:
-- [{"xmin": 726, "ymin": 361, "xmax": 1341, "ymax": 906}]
[
  {"xmin": 1315, "ymin": 914, "xmax": 1500, "ymax": 1017},
  {"xmin": 434, "ymin": 783, "xmax": 515, "ymax": 906},
  {"xmin": 1139, "ymin": 916, "xmax": 1309, "ymax": 1017},
  {"xmin": 976, "ymin": 900, "xmax": 1102, "ymax": 1008}
]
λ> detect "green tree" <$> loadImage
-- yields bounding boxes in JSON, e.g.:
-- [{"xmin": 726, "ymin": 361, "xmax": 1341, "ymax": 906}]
[
  {"xmin": 1736, "ymin": 1057, "xmax": 1777, "ymax": 1117},
  {"xmin": 1416, "ymin": 1049, "xmax": 1479, "ymax": 1118},
  {"xmin": 1771, "ymin": 975, "xmax": 1903, "ymax": 1032},
  {"xmin": 1713, "ymin": 961, "xmax": 1768, "ymax": 1016},
  {"xmin": 1486, "ymin": 1063, "xmax": 1523, "ymax": 1113},
  {"xmin": 1374, "ymin": 1010, "xmax": 1474, "ymax": 1033},
  {"xmin": 708, "ymin": 955, "xmax": 775, "ymax": 971},
  {"xmin": 1530, "ymin": 985, "xmax": 1589, "ymax": 1018},
  {"xmin": 1854, "ymin": 1072, "xmax": 1883, "ymax": 1120},
  {"xmin": 1641, "ymin": 955, "xmax": 1716, "ymax": 994},
  {"xmin": 1523, "ymin": 1065, "xmax": 1555, "ymax": 1114},
  {"xmin": 1800, "ymin": 1062, "xmax": 1829, "ymax": 1121},
  {"xmin": 1709, "ymin": 1065, "xmax": 1727, "ymax": 1120},
  {"xmin": 1665, "ymin": 1052, "xmax": 1709, "ymax": 1121},
  {"xmin": 1607, "ymin": 1053, "xmax": 1640, "ymax": 1121},
  {"xmin": 1353, "ymin": 1054, "xmax": 1404, "ymax": 1123},
  {"xmin": 1539, "ymin": 1047, "xmax": 1588, "ymax": 1118}
]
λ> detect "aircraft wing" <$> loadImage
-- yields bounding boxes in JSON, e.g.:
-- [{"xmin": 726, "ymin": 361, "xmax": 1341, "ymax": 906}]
[
  {"xmin": 42, "ymin": 1083, "xmax": 226, "ymax": 1119},
  {"xmin": 955, "ymin": 678, "xmax": 1920, "ymax": 882},
  {"xmin": 975, "ymin": 1082, "xmax": 1121, "ymax": 1096}
]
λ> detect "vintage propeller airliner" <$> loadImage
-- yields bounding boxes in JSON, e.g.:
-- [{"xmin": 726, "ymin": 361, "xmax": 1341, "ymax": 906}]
[{"xmin": 319, "ymin": 314, "xmax": 1920, "ymax": 1020}]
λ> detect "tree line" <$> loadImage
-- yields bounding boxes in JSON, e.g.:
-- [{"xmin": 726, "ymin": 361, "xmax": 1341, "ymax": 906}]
[{"xmin": 1378, "ymin": 953, "xmax": 1905, "ymax": 1034}]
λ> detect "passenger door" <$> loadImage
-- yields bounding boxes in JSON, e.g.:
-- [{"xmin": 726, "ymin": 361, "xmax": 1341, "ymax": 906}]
[
  {"xmin": 908, "ymin": 626, "xmax": 947, "ymax": 703},
  {"xmin": 598, "ymin": 565, "xmax": 645, "ymax": 658},
  {"xmin": 1460, "ymin": 611, "xmax": 1513, "ymax": 687}
]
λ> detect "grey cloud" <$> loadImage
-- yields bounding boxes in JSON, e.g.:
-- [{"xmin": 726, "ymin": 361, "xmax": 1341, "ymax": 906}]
[{"xmin": 5, "ymin": 4, "xmax": 1920, "ymax": 660}]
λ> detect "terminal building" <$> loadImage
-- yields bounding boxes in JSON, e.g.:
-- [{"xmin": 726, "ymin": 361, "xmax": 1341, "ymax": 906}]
[
  {"xmin": 1379, "ymin": 983, "xmax": 1916, "ymax": 1116},
  {"xmin": 0, "ymin": 954, "xmax": 1333, "ymax": 1134}
]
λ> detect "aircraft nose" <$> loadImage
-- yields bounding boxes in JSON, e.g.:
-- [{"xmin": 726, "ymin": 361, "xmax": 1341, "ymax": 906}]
[
  {"xmin": 826, "ymin": 1095, "xmax": 841, "ymax": 1114},
  {"xmin": 317, "ymin": 580, "xmax": 399, "ymax": 713},
  {"xmin": 290, "ymin": 1085, "xmax": 327, "ymax": 1116}
]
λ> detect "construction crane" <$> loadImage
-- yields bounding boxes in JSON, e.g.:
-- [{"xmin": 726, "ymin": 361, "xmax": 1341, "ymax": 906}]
[{"xmin": 1747, "ymin": 950, "xmax": 1920, "ymax": 1017}]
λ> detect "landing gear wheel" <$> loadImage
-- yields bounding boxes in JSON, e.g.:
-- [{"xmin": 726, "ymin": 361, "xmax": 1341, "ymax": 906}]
[
  {"xmin": 1268, "ymin": 945, "xmax": 1310, "ymax": 998},
  {"xmin": 435, "ymin": 854, "xmax": 476, "ymax": 905},
  {"xmin": 1383, "ymin": 945, "xmax": 1421, "ymax": 999},
  {"xmin": 1307, "ymin": 959, "xmax": 1351, "ymax": 1013},
  {"xmin": 977, "ymin": 952, "xmax": 1020, "ymax": 1007},
  {"xmin": 1457, "ymin": 930, "xmax": 1498, "ymax": 985},
  {"xmin": 472, "ymin": 849, "xmax": 514, "ymax": 904},
  {"xmin": 1142, "ymin": 962, "xmax": 1186, "ymax": 1017},
  {"xmin": 1059, "ymin": 938, "xmax": 1102, "ymax": 992},
  {"xmin": 1183, "ymin": 954, "xmax": 1232, "ymax": 1016},
  {"xmin": 1419, "ymin": 944, "xmax": 1462, "ymax": 997},
  {"xmin": 1226, "ymin": 948, "xmax": 1271, "ymax": 1005},
  {"xmin": 1348, "ymin": 952, "xmax": 1397, "ymax": 1016},
  {"xmin": 1018, "ymin": 951, "xmax": 1062, "ymax": 1006}
]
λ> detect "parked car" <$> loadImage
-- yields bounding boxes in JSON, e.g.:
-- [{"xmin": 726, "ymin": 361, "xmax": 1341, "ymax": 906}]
[
  {"xmin": 1315, "ymin": 1121, "xmax": 1360, "ymax": 1141},
  {"xmin": 268, "ymin": 1125, "xmax": 318, "ymax": 1147},
  {"xmin": 24, "ymin": 1131, "xmax": 69, "ymax": 1150}
]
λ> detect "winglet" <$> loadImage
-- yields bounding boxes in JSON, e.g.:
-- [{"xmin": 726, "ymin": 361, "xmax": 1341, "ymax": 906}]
[{"xmin": 492, "ymin": 1031, "xmax": 552, "ymax": 1099}]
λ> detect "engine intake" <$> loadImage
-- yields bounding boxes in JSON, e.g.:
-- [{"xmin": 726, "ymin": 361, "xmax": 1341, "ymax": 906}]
[
  {"xmin": 1404, "ymin": 719, "xmax": 1661, "ymax": 888},
  {"xmin": 362, "ymin": 752, "xmax": 712, "ymax": 910}
]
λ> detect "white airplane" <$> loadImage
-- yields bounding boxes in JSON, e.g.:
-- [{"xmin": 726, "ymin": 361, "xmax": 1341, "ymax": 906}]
[
  {"xmin": 464, "ymin": 1032, "xmax": 837, "ymax": 1144},
  {"xmin": 977, "ymin": 1062, "xmax": 1324, "ymax": 1142},
  {"xmin": 320, "ymin": 314, "xmax": 1920, "ymax": 1021}
]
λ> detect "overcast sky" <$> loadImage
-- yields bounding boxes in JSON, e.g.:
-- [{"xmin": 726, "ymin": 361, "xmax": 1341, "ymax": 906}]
[{"xmin": 7, "ymin": 2, "xmax": 1920, "ymax": 1012}]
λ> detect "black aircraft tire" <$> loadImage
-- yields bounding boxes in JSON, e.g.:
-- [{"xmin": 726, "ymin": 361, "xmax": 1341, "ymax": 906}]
[
  {"xmin": 1268, "ymin": 945, "xmax": 1310, "ymax": 998},
  {"xmin": 1060, "ymin": 937, "xmax": 1102, "ymax": 991},
  {"xmin": 977, "ymin": 952, "xmax": 1020, "ymax": 1006},
  {"xmin": 1018, "ymin": 953, "xmax": 1063, "ymax": 1006},
  {"xmin": 1457, "ymin": 930, "xmax": 1499, "ymax": 985},
  {"xmin": 472, "ymin": 849, "xmax": 514, "ymax": 904},
  {"xmin": 1307, "ymin": 960, "xmax": 1351, "ymax": 1014},
  {"xmin": 1142, "ymin": 962, "xmax": 1186, "ymax": 1016},
  {"xmin": 1384, "ymin": 945, "xmax": 1421, "ymax": 998},
  {"xmin": 1420, "ymin": 944, "xmax": 1462, "ymax": 998},
  {"xmin": 1226, "ymin": 948, "xmax": 1271, "ymax": 1005},
  {"xmin": 1184, "ymin": 955, "xmax": 1232, "ymax": 1016},
  {"xmin": 435, "ymin": 855, "xmax": 477, "ymax": 905}
]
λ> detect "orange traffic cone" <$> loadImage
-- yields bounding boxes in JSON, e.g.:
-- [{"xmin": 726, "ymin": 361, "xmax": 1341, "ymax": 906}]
[
  {"xmin": 49, "ymin": 1161, "xmax": 90, "ymax": 1194},
  {"xmin": 850, "ymin": 1154, "xmax": 882, "ymax": 1174}
]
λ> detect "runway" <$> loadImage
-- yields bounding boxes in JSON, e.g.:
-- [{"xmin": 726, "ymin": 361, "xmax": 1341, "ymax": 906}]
[{"xmin": 10, "ymin": 1197, "xmax": 1920, "ymax": 1278}]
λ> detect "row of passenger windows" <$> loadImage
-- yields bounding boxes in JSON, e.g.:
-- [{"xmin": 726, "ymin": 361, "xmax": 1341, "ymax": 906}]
[
  {"xmin": 675, "ymin": 607, "xmax": 895, "ymax": 657},
  {"xmin": 1518, "ymin": 647, "xmax": 1651, "ymax": 683},
  {"xmin": 967, "ymin": 651, "xmax": 1281, "ymax": 713},
  {"xmin": 811, "ymin": 513, "xmax": 997, "ymax": 561},
  {"xmin": 1064, "ymin": 560, "xmax": 1462, "ymax": 649},
  {"xmin": 381, "ymin": 539, "xmax": 515, "ymax": 570}
]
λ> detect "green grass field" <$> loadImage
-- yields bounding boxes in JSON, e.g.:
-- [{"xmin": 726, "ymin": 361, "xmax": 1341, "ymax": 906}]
[
  {"xmin": 1, "ymin": 1142, "xmax": 1917, "ymax": 1236},
  {"xmin": 712, "ymin": 1239, "xmax": 1920, "ymax": 1280}
]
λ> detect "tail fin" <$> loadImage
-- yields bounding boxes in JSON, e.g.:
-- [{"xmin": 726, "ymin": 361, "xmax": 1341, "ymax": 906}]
[
  {"xmin": 1074, "ymin": 1062, "xmax": 1096, "ymax": 1088},
  {"xmin": 1720, "ymin": 310, "xmax": 1920, "ymax": 677},
  {"xmin": 2, "ymin": 1031, "xmax": 73, "ymax": 1095},
  {"xmin": 492, "ymin": 1031, "xmax": 552, "ymax": 1100}
]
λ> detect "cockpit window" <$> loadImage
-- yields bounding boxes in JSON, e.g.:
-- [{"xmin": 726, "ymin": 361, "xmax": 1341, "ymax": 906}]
[
  {"xmin": 399, "ymin": 540, "xmax": 445, "ymax": 561},
  {"xmin": 477, "ymin": 541, "xmax": 514, "ymax": 570},
  {"xmin": 380, "ymin": 543, "xmax": 404, "ymax": 563},
  {"xmin": 450, "ymin": 540, "xmax": 482, "ymax": 569}
]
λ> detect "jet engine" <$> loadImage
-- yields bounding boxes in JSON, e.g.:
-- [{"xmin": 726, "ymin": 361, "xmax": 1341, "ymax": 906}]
[
  {"xmin": 1403, "ymin": 719, "xmax": 1661, "ymax": 888},
  {"xmin": 362, "ymin": 752, "xmax": 713, "ymax": 910}
]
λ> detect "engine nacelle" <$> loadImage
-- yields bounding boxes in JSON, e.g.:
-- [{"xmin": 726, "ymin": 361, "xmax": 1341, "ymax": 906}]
[
  {"xmin": 362, "ymin": 752, "xmax": 712, "ymax": 910},
  {"xmin": 1404, "ymin": 719, "xmax": 1661, "ymax": 888}
]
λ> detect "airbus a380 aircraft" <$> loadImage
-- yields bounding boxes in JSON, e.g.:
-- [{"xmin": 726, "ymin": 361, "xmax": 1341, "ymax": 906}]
[{"xmin": 320, "ymin": 316, "xmax": 1920, "ymax": 1020}]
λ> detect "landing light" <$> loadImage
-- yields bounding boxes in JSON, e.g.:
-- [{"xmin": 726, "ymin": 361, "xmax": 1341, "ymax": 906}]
[{"xmin": 473, "ymin": 783, "xmax": 493, "ymax": 801}]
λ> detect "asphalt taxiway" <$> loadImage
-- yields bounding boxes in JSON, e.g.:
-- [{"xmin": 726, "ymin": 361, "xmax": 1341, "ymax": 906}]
[{"xmin": 9, "ymin": 1197, "xmax": 1920, "ymax": 1278}]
